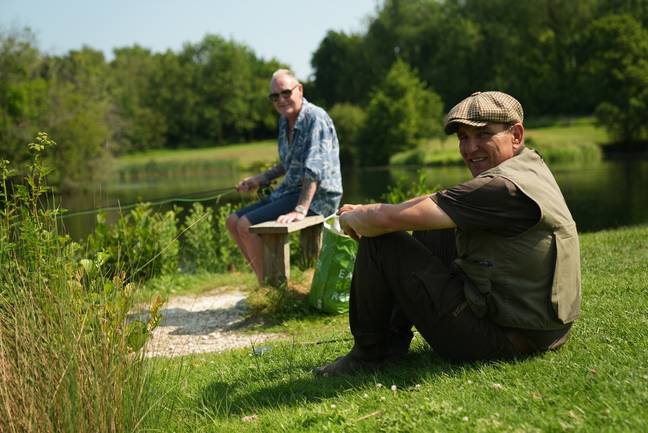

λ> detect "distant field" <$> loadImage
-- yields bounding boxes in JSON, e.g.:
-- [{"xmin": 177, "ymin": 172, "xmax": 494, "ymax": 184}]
[
  {"xmin": 116, "ymin": 140, "xmax": 277, "ymax": 170},
  {"xmin": 392, "ymin": 117, "xmax": 610, "ymax": 166},
  {"xmin": 115, "ymin": 118, "xmax": 611, "ymax": 171},
  {"xmin": 524, "ymin": 117, "xmax": 609, "ymax": 147}
]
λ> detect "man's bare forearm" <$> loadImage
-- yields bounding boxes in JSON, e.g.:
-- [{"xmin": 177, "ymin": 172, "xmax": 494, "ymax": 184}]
[
  {"xmin": 260, "ymin": 164, "xmax": 285, "ymax": 184},
  {"xmin": 340, "ymin": 194, "xmax": 456, "ymax": 239},
  {"xmin": 297, "ymin": 178, "xmax": 318, "ymax": 209},
  {"xmin": 275, "ymin": 178, "xmax": 319, "ymax": 223}
]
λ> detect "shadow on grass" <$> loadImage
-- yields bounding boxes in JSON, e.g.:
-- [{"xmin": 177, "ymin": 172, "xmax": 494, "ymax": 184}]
[
  {"xmin": 197, "ymin": 348, "xmax": 492, "ymax": 417},
  {"xmin": 233, "ymin": 289, "xmax": 335, "ymax": 330}
]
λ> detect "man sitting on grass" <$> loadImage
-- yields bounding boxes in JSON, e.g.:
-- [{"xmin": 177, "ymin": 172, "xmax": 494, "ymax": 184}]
[{"xmin": 315, "ymin": 91, "xmax": 581, "ymax": 377}]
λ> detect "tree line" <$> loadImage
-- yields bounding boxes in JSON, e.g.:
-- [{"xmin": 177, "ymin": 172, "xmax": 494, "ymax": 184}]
[
  {"xmin": 2, "ymin": 0, "xmax": 648, "ymax": 183},
  {"xmin": 309, "ymin": 0, "xmax": 648, "ymax": 164},
  {"xmin": 1, "ymin": 31, "xmax": 282, "ymax": 186}
]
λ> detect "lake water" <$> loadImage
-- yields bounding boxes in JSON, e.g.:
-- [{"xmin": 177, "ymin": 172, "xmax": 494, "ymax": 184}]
[{"xmin": 58, "ymin": 158, "xmax": 648, "ymax": 240}]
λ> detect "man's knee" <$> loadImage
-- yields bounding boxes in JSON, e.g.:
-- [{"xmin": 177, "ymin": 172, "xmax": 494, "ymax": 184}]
[
  {"xmin": 226, "ymin": 214, "xmax": 239, "ymax": 235},
  {"xmin": 236, "ymin": 216, "xmax": 252, "ymax": 236}
]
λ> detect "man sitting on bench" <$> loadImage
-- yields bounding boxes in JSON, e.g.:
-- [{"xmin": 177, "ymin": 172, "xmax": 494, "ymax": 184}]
[{"xmin": 226, "ymin": 69, "xmax": 342, "ymax": 283}]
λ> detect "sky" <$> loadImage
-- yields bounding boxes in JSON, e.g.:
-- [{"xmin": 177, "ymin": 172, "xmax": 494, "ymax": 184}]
[{"xmin": 2, "ymin": 0, "xmax": 379, "ymax": 80}]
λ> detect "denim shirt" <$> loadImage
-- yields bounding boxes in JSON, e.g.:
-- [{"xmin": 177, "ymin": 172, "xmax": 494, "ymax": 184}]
[{"xmin": 270, "ymin": 98, "xmax": 343, "ymax": 217}]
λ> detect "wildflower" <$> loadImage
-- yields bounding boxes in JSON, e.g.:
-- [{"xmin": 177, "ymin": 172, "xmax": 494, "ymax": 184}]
[
  {"xmin": 491, "ymin": 383, "xmax": 504, "ymax": 390},
  {"xmin": 376, "ymin": 383, "xmax": 383, "ymax": 388},
  {"xmin": 462, "ymin": 416, "xmax": 469, "ymax": 422},
  {"xmin": 391, "ymin": 385, "xmax": 397, "ymax": 392},
  {"xmin": 330, "ymin": 404, "xmax": 337, "ymax": 409}
]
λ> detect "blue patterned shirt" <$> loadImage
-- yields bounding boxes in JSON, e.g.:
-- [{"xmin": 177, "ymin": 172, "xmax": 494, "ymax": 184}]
[{"xmin": 270, "ymin": 98, "xmax": 343, "ymax": 217}]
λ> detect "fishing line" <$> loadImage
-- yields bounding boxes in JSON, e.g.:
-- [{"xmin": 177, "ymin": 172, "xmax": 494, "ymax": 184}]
[{"xmin": 56, "ymin": 186, "xmax": 237, "ymax": 219}]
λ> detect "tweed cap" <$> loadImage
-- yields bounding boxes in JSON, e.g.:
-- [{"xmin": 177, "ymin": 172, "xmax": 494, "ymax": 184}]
[{"xmin": 444, "ymin": 91, "xmax": 524, "ymax": 134}]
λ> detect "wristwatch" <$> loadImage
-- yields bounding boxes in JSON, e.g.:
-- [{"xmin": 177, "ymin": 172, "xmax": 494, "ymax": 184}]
[{"xmin": 294, "ymin": 205, "xmax": 307, "ymax": 215}]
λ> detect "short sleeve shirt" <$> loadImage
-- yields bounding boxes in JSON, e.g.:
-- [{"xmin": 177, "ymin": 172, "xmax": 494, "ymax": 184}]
[
  {"xmin": 270, "ymin": 98, "xmax": 343, "ymax": 217},
  {"xmin": 432, "ymin": 176, "xmax": 540, "ymax": 237}
]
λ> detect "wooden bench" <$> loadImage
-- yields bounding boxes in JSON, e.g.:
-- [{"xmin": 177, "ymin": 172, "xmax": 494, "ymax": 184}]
[{"xmin": 249, "ymin": 215, "xmax": 325, "ymax": 287}]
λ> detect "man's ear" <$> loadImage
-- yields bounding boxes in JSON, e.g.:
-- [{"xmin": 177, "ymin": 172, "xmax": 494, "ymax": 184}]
[{"xmin": 511, "ymin": 123, "xmax": 524, "ymax": 150}]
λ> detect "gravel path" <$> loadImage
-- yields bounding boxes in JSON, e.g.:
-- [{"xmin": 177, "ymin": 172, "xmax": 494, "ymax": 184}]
[{"xmin": 140, "ymin": 288, "xmax": 284, "ymax": 358}]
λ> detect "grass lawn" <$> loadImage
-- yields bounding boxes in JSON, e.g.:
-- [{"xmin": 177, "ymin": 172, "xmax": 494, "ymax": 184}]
[
  {"xmin": 116, "ymin": 139, "xmax": 277, "ymax": 171},
  {"xmin": 114, "ymin": 117, "xmax": 609, "ymax": 174},
  {"xmin": 525, "ymin": 117, "xmax": 609, "ymax": 148},
  {"xmin": 142, "ymin": 224, "xmax": 648, "ymax": 432}
]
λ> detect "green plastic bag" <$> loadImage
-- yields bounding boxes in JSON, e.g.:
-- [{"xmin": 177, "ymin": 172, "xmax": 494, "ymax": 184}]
[{"xmin": 308, "ymin": 217, "xmax": 358, "ymax": 314}]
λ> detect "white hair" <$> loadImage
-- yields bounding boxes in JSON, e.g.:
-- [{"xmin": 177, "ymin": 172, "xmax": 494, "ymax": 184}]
[{"xmin": 271, "ymin": 68, "xmax": 300, "ymax": 85}]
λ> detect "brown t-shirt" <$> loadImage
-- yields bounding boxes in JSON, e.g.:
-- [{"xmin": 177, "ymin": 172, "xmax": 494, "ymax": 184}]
[
  {"xmin": 433, "ymin": 176, "xmax": 539, "ymax": 237},
  {"xmin": 432, "ymin": 176, "xmax": 572, "ymax": 350}
]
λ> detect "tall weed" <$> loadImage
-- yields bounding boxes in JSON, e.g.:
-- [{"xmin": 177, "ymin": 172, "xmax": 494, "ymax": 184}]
[{"xmin": 0, "ymin": 133, "xmax": 159, "ymax": 433}]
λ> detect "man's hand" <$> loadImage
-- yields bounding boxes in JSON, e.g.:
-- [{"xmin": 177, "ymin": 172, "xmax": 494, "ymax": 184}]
[
  {"xmin": 276, "ymin": 211, "xmax": 306, "ymax": 224},
  {"xmin": 236, "ymin": 176, "xmax": 261, "ymax": 192},
  {"xmin": 337, "ymin": 203, "xmax": 361, "ymax": 216},
  {"xmin": 338, "ymin": 203, "xmax": 363, "ymax": 240}
]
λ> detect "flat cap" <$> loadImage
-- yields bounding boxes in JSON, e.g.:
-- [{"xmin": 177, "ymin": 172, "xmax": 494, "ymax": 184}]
[{"xmin": 444, "ymin": 91, "xmax": 524, "ymax": 134}]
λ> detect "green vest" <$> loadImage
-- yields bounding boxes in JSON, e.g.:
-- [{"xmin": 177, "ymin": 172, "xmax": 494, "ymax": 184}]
[{"xmin": 455, "ymin": 147, "xmax": 581, "ymax": 330}]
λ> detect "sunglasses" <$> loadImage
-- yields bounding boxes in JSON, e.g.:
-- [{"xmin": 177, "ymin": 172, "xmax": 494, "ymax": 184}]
[{"xmin": 268, "ymin": 85, "xmax": 298, "ymax": 102}]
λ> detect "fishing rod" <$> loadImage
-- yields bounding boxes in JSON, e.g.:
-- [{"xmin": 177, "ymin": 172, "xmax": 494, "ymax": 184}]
[{"xmin": 56, "ymin": 186, "xmax": 237, "ymax": 219}]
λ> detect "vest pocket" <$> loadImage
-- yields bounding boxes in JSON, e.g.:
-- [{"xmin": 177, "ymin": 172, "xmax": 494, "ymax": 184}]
[{"xmin": 551, "ymin": 226, "xmax": 581, "ymax": 323}]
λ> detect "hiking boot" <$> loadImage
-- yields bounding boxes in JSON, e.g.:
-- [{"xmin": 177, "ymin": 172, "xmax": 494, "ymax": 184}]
[{"xmin": 313, "ymin": 353, "xmax": 405, "ymax": 377}]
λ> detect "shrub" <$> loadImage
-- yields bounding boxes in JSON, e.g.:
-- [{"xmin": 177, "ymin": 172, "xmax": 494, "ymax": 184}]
[
  {"xmin": 212, "ymin": 202, "xmax": 246, "ymax": 271},
  {"xmin": 328, "ymin": 103, "xmax": 366, "ymax": 166},
  {"xmin": 181, "ymin": 201, "xmax": 245, "ymax": 273},
  {"xmin": 87, "ymin": 203, "xmax": 179, "ymax": 282},
  {"xmin": 181, "ymin": 202, "xmax": 218, "ymax": 272},
  {"xmin": 578, "ymin": 14, "xmax": 648, "ymax": 143},
  {"xmin": 357, "ymin": 59, "xmax": 444, "ymax": 166}
]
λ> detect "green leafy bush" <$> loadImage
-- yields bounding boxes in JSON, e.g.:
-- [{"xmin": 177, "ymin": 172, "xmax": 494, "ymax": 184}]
[
  {"xmin": 578, "ymin": 14, "xmax": 648, "ymax": 144},
  {"xmin": 357, "ymin": 59, "xmax": 444, "ymax": 166},
  {"xmin": 85, "ymin": 199, "xmax": 245, "ymax": 278},
  {"xmin": 212, "ymin": 202, "xmax": 246, "ymax": 271},
  {"xmin": 328, "ymin": 103, "xmax": 366, "ymax": 166},
  {"xmin": 180, "ymin": 201, "xmax": 246, "ymax": 273},
  {"xmin": 87, "ymin": 203, "xmax": 179, "ymax": 282},
  {"xmin": 181, "ymin": 202, "xmax": 218, "ymax": 271}
]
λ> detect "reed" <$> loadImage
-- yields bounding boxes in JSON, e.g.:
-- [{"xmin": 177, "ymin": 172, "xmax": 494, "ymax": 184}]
[{"xmin": 0, "ymin": 133, "xmax": 159, "ymax": 433}]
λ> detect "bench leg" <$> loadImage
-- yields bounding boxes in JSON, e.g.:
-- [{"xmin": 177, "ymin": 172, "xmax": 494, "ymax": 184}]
[
  {"xmin": 260, "ymin": 233, "xmax": 290, "ymax": 287},
  {"xmin": 299, "ymin": 223, "xmax": 323, "ymax": 268}
]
